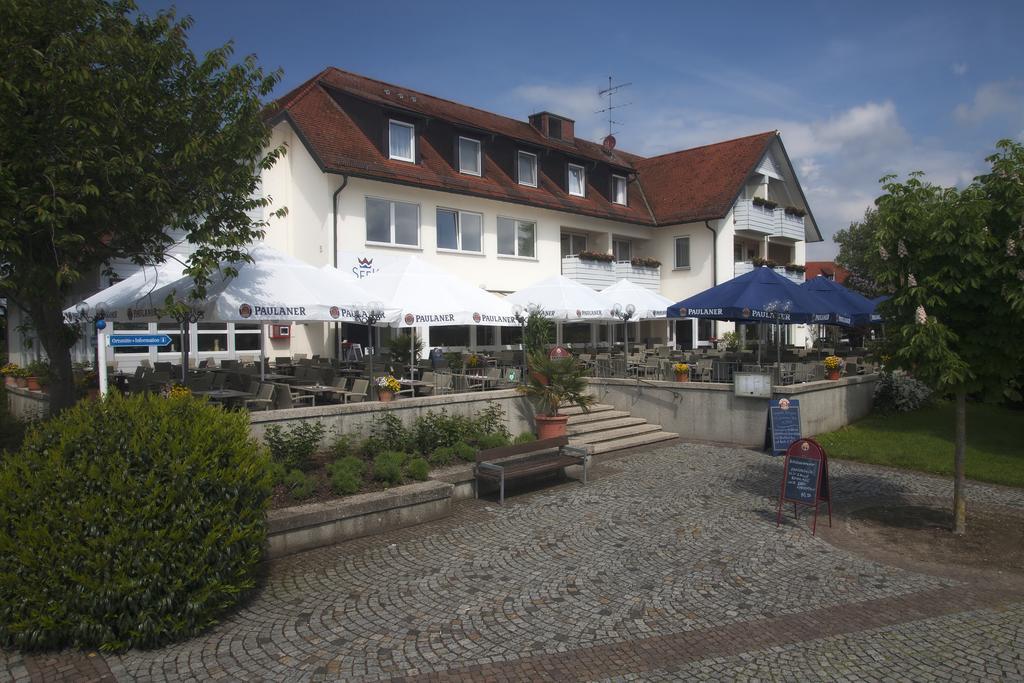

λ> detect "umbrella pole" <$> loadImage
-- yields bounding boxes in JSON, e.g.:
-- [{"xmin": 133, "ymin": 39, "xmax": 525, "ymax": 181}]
[
  {"xmin": 260, "ymin": 324, "xmax": 265, "ymax": 382},
  {"xmin": 410, "ymin": 328, "xmax": 415, "ymax": 381},
  {"xmin": 180, "ymin": 318, "xmax": 188, "ymax": 384}
]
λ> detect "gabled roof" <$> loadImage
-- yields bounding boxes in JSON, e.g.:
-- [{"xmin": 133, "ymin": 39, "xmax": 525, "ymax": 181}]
[
  {"xmin": 632, "ymin": 132, "xmax": 777, "ymax": 225},
  {"xmin": 267, "ymin": 67, "xmax": 816, "ymax": 235}
]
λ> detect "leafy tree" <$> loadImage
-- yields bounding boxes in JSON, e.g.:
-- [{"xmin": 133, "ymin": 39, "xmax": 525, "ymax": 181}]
[
  {"xmin": 833, "ymin": 208, "xmax": 888, "ymax": 299},
  {"xmin": 871, "ymin": 139, "xmax": 1024, "ymax": 534},
  {"xmin": 0, "ymin": 0, "xmax": 286, "ymax": 412}
]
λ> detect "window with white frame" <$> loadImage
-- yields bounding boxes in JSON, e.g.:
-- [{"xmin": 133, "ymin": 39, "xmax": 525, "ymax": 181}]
[
  {"xmin": 674, "ymin": 236, "xmax": 691, "ymax": 269},
  {"xmin": 458, "ymin": 137, "xmax": 481, "ymax": 176},
  {"xmin": 612, "ymin": 174, "xmax": 628, "ymax": 205},
  {"xmin": 568, "ymin": 163, "xmax": 586, "ymax": 197},
  {"xmin": 388, "ymin": 119, "xmax": 415, "ymax": 162},
  {"xmin": 436, "ymin": 208, "xmax": 483, "ymax": 252},
  {"xmin": 497, "ymin": 216, "xmax": 536, "ymax": 258},
  {"xmin": 612, "ymin": 238, "xmax": 632, "ymax": 261},
  {"xmin": 517, "ymin": 151, "xmax": 537, "ymax": 187},
  {"xmin": 366, "ymin": 197, "xmax": 420, "ymax": 246},
  {"xmin": 560, "ymin": 233, "xmax": 587, "ymax": 257}
]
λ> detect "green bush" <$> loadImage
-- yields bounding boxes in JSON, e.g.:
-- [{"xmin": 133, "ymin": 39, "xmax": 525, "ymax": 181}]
[
  {"xmin": 0, "ymin": 392, "xmax": 269, "ymax": 651},
  {"xmin": 476, "ymin": 432, "xmax": 510, "ymax": 449},
  {"xmin": 266, "ymin": 459, "xmax": 287, "ymax": 484},
  {"xmin": 410, "ymin": 409, "xmax": 473, "ymax": 454},
  {"xmin": 475, "ymin": 401, "xmax": 511, "ymax": 441},
  {"xmin": 373, "ymin": 451, "xmax": 407, "ymax": 485},
  {"xmin": 327, "ymin": 456, "xmax": 366, "ymax": 495},
  {"xmin": 874, "ymin": 371, "xmax": 933, "ymax": 414},
  {"xmin": 514, "ymin": 431, "xmax": 537, "ymax": 444},
  {"xmin": 361, "ymin": 412, "xmax": 411, "ymax": 457},
  {"xmin": 429, "ymin": 445, "xmax": 455, "ymax": 467},
  {"xmin": 453, "ymin": 441, "xmax": 476, "ymax": 462},
  {"xmin": 283, "ymin": 469, "xmax": 315, "ymax": 500},
  {"xmin": 263, "ymin": 421, "xmax": 325, "ymax": 470},
  {"xmin": 328, "ymin": 432, "xmax": 357, "ymax": 461},
  {"xmin": 406, "ymin": 457, "xmax": 430, "ymax": 481}
]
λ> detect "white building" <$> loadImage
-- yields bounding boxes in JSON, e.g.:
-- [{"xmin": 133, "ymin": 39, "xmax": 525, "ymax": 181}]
[{"xmin": 16, "ymin": 67, "xmax": 822, "ymax": 368}]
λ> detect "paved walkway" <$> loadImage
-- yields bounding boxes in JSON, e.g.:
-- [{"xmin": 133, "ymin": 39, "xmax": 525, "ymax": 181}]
[{"xmin": 3, "ymin": 443, "xmax": 1023, "ymax": 681}]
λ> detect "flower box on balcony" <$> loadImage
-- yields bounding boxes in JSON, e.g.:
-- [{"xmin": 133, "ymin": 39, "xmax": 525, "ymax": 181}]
[
  {"xmin": 561, "ymin": 255, "xmax": 616, "ymax": 290},
  {"xmin": 613, "ymin": 261, "xmax": 660, "ymax": 292}
]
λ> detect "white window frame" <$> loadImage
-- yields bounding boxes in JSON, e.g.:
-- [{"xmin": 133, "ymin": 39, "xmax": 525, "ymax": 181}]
[
  {"xmin": 365, "ymin": 196, "xmax": 421, "ymax": 248},
  {"xmin": 436, "ymin": 207, "xmax": 484, "ymax": 253},
  {"xmin": 612, "ymin": 238, "xmax": 632, "ymax": 262},
  {"xmin": 612, "ymin": 174, "xmax": 628, "ymax": 205},
  {"xmin": 561, "ymin": 232, "xmax": 588, "ymax": 257},
  {"xmin": 388, "ymin": 119, "xmax": 415, "ymax": 162},
  {"xmin": 497, "ymin": 216, "xmax": 537, "ymax": 258},
  {"xmin": 517, "ymin": 150, "xmax": 538, "ymax": 187},
  {"xmin": 568, "ymin": 163, "xmax": 586, "ymax": 197},
  {"xmin": 458, "ymin": 136, "xmax": 482, "ymax": 176},
  {"xmin": 674, "ymin": 236, "xmax": 691, "ymax": 270}
]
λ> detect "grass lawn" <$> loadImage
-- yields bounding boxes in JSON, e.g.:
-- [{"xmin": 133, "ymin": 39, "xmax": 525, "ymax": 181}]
[{"xmin": 815, "ymin": 401, "xmax": 1024, "ymax": 488}]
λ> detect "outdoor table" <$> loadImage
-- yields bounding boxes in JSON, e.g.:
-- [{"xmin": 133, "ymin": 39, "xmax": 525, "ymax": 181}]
[
  {"xmin": 259, "ymin": 372, "xmax": 294, "ymax": 382},
  {"xmin": 192, "ymin": 388, "xmax": 253, "ymax": 406},
  {"xmin": 291, "ymin": 384, "xmax": 337, "ymax": 406},
  {"xmin": 276, "ymin": 375, "xmax": 315, "ymax": 386},
  {"xmin": 397, "ymin": 379, "xmax": 429, "ymax": 397}
]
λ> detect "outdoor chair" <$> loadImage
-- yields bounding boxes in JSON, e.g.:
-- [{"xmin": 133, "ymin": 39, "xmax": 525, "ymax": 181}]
[
  {"xmin": 138, "ymin": 359, "xmax": 152, "ymax": 369},
  {"xmin": 154, "ymin": 361, "xmax": 174, "ymax": 374},
  {"xmin": 694, "ymin": 362, "xmax": 713, "ymax": 382},
  {"xmin": 274, "ymin": 356, "xmax": 290, "ymax": 367},
  {"xmin": 220, "ymin": 359, "xmax": 239, "ymax": 370},
  {"xmin": 188, "ymin": 372, "xmax": 214, "ymax": 391},
  {"xmin": 244, "ymin": 383, "xmax": 276, "ymax": 411},
  {"xmin": 211, "ymin": 372, "xmax": 227, "ymax": 390},
  {"xmin": 347, "ymin": 378, "xmax": 369, "ymax": 403},
  {"xmin": 272, "ymin": 383, "xmax": 314, "ymax": 409}
]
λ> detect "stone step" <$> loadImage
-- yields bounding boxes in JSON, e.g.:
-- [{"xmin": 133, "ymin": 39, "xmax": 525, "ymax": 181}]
[
  {"xmin": 560, "ymin": 403, "xmax": 614, "ymax": 417},
  {"xmin": 569, "ymin": 423, "xmax": 662, "ymax": 445},
  {"xmin": 584, "ymin": 431, "xmax": 679, "ymax": 455},
  {"xmin": 567, "ymin": 416, "xmax": 649, "ymax": 436},
  {"xmin": 566, "ymin": 409, "xmax": 631, "ymax": 425}
]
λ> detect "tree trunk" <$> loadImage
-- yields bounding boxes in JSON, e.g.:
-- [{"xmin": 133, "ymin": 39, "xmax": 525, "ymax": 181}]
[
  {"xmin": 953, "ymin": 389, "xmax": 967, "ymax": 535},
  {"xmin": 27, "ymin": 297, "xmax": 77, "ymax": 415}
]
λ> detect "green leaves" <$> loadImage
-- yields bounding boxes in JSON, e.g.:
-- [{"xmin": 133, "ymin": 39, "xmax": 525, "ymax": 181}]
[{"xmin": 0, "ymin": 392, "xmax": 270, "ymax": 651}]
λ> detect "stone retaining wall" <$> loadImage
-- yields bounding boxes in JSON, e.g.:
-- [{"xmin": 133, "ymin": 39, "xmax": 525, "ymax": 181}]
[
  {"xmin": 249, "ymin": 389, "xmax": 535, "ymax": 446},
  {"xmin": 588, "ymin": 374, "xmax": 877, "ymax": 448},
  {"xmin": 266, "ymin": 480, "xmax": 453, "ymax": 558},
  {"xmin": 4, "ymin": 385, "xmax": 50, "ymax": 421}
]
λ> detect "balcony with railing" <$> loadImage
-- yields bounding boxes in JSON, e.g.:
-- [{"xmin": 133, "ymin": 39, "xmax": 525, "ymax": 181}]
[
  {"xmin": 561, "ymin": 255, "xmax": 661, "ymax": 291},
  {"xmin": 734, "ymin": 260, "xmax": 805, "ymax": 284},
  {"xmin": 733, "ymin": 198, "xmax": 806, "ymax": 241}
]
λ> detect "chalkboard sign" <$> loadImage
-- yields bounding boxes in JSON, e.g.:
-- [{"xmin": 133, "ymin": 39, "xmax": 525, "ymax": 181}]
[
  {"xmin": 768, "ymin": 398, "xmax": 801, "ymax": 455},
  {"xmin": 783, "ymin": 456, "xmax": 820, "ymax": 503},
  {"xmin": 775, "ymin": 438, "xmax": 832, "ymax": 535}
]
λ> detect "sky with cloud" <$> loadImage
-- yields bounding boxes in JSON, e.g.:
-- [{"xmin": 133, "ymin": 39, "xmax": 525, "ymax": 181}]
[{"xmin": 138, "ymin": 0, "xmax": 1024, "ymax": 259}]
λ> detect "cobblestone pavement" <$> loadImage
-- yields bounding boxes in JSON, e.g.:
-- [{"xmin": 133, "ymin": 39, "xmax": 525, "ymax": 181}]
[{"xmin": 3, "ymin": 442, "xmax": 1023, "ymax": 682}]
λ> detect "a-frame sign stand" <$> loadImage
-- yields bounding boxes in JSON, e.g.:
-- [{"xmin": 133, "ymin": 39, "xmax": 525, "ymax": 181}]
[{"xmin": 776, "ymin": 437, "xmax": 832, "ymax": 535}]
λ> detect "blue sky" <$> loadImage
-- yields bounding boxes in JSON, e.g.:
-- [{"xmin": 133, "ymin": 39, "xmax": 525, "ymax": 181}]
[{"xmin": 137, "ymin": 0, "xmax": 1024, "ymax": 259}]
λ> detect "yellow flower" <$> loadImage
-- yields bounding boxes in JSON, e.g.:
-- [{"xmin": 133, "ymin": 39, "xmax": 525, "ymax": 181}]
[
  {"xmin": 673, "ymin": 362, "xmax": 689, "ymax": 373},
  {"xmin": 376, "ymin": 375, "xmax": 402, "ymax": 393},
  {"xmin": 824, "ymin": 355, "xmax": 842, "ymax": 371}
]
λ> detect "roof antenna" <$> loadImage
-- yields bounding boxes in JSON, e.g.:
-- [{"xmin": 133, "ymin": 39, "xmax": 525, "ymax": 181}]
[{"xmin": 596, "ymin": 76, "xmax": 632, "ymax": 147}]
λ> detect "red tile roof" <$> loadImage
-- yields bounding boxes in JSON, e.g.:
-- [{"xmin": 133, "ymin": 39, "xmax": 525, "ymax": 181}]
[
  {"xmin": 268, "ymin": 68, "xmax": 789, "ymax": 229},
  {"xmin": 805, "ymin": 262, "xmax": 850, "ymax": 283}
]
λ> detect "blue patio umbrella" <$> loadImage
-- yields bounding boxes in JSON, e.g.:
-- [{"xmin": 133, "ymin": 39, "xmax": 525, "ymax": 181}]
[
  {"xmin": 667, "ymin": 266, "xmax": 827, "ymax": 324},
  {"xmin": 799, "ymin": 276, "xmax": 878, "ymax": 327},
  {"xmin": 869, "ymin": 295, "xmax": 890, "ymax": 324}
]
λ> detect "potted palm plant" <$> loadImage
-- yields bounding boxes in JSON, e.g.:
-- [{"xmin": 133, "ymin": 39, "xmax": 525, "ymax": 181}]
[
  {"xmin": 523, "ymin": 311, "xmax": 553, "ymax": 384},
  {"xmin": 518, "ymin": 351, "xmax": 595, "ymax": 439}
]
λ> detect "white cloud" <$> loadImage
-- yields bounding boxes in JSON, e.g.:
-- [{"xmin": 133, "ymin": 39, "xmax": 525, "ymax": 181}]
[
  {"xmin": 953, "ymin": 80, "xmax": 1024, "ymax": 125},
  {"xmin": 510, "ymin": 84, "xmax": 603, "ymax": 122},
  {"xmin": 952, "ymin": 62, "xmax": 968, "ymax": 76}
]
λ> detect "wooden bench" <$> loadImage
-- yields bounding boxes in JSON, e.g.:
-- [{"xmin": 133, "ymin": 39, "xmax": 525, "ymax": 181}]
[{"xmin": 474, "ymin": 436, "xmax": 590, "ymax": 505}]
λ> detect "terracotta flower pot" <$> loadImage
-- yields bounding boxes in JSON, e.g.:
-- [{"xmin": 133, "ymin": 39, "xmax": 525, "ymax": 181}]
[
  {"xmin": 378, "ymin": 390, "xmax": 395, "ymax": 402},
  {"xmin": 26, "ymin": 376, "xmax": 41, "ymax": 391},
  {"xmin": 675, "ymin": 373, "xmax": 689, "ymax": 383},
  {"xmin": 827, "ymin": 370, "xmax": 840, "ymax": 381},
  {"xmin": 535, "ymin": 414, "xmax": 569, "ymax": 440},
  {"xmin": 4, "ymin": 376, "xmax": 16, "ymax": 388},
  {"xmin": 15, "ymin": 377, "xmax": 27, "ymax": 388},
  {"xmin": 529, "ymin": 369, "xmax": 549, "ymax": 385}
]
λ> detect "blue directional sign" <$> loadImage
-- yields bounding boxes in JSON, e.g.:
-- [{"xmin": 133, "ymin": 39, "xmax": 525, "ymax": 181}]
[{"xmin": 108, "ymin": 334, "xmax": 173, "ymax": 347}]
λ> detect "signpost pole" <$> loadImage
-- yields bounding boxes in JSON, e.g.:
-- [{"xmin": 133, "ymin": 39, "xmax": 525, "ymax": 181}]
[{"xmin": 97, "ymin": 321, "xmax": 108, "ymax": 398}]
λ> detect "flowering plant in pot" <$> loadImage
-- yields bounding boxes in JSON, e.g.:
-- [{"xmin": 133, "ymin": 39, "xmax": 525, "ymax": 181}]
[
  {"xmin": 518, "ymin": 351, "xmax": 595, "ymax": 439},
  {"xmin": 1, "ymin": 363, "xmax": 28, "ymax": 388},
  {"xmin": 376, "ymin": 375, "xmax": 401, "ymax": 401},
  {"xmin": 673, "ymin": 362, "xmax": 690, "ymax": 382},
  {"xmin": 824, "ymin": 355, "xmax": 842, "ymax": 380}
]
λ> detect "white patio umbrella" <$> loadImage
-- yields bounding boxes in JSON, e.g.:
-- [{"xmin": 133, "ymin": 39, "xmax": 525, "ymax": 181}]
[
  {"xmin": 65, "ymin": 260, "xmax": 188, "ymax": 324},
  {"xmin": 599, "ymin": 279, "xmax": 676, "ymax": 356},
  {"xmin": 505, "ymin": 274, "xmax": 614, "ymax": 321},
  {"xmin": 70, "ymin": 245, "xmax": 383, "ymax": 383},
  {"xmin": 348, "ymin": 256, "xmax": 519, "ymax": 380}
]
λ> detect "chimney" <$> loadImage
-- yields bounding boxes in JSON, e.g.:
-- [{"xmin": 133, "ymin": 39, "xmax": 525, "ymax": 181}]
[{"xmin": 528, "ymin": 112, "xmax": 575, "ymax": 141}]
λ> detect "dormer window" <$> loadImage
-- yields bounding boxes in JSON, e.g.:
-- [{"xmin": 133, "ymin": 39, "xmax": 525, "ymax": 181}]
[
  {"xmin": 548, "ymin": 118, "xmax": 562, "ymax": 140},
  {"xmin": 458, "ymin": 136, "xmax": 481, "ymax": 176},
  {"xmin": 568, "ymin": 163, "xmax": 586, "ymax": 197},
  {"xmin": 388, "ymin": 119, "xmax": 415, "ymax": 162},
  {"xmin": 517, "ymin": 151, "xmax": 537, "ymax": 187},
  {"xmin": 612, "ymin": 175, "xmax": 628, "ymax": 205}
]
